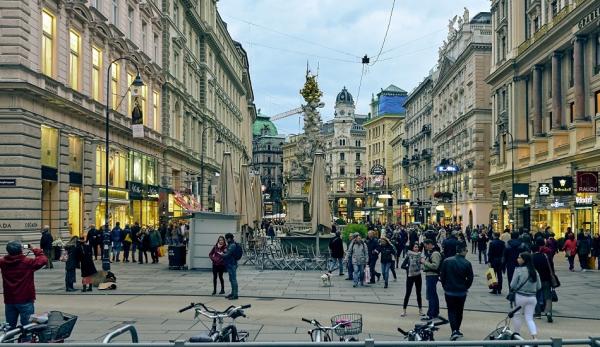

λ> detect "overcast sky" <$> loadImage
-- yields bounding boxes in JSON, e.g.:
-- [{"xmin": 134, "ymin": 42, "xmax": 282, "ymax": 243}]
[{"xmin": 218, "ymin": 0, "xmax": 490, "ymax": 135}]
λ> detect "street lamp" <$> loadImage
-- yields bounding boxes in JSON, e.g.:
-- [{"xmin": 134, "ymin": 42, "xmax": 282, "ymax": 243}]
[
  {"xmin": 200, "ymin": 125, "xmax": 223, "ymax": 210},
  {"xmin": 436, "ymin": 158, "xmax": 460, "ymax": 224},
  {"xmin": 103, "ymin": 57, "xmax": 143, "ymax": 271}
]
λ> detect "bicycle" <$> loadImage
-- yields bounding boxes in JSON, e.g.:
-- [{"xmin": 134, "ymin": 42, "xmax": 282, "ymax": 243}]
[
  {"xmin": 397, "ymin": 316, "xmax": 449, "ymax": 341},
  {"xmin": 178, "ymin": 302, "xmax": 251, "ymax": 342},
  {"xmin": 301, "ymin": 313, "xmax": 362, "ymax": 342},
  {"xmin": 484, "ymin": 305, "xmax": 525, "ymax": 341},
  {"xmin": 0, "ymin": 311, "xmax": 77, "ymax": 343}
]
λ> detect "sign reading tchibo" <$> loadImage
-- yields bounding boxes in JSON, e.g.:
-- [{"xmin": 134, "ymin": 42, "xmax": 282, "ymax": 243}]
[
  {"xmin": 552, "ymin": 176, "xmax": 573, "ymax": 195},
  {"xmin": 576, "ymin": 171, "xmax": 598, "ymax": 193}
]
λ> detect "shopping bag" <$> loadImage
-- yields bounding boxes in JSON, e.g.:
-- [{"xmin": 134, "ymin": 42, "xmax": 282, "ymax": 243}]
[
  {"xmin": 485, "ymin": 267, "xmax": 498, "ymax": 289},
  {"xmin": 588, "ymin": 256, "xmax": 597, "ymax": 270},
  {"xmin": 364, "ymin": 266, "xmax": 371, "ymax": 283}
]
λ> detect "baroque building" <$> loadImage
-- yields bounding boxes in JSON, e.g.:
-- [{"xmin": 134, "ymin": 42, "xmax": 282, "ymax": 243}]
[
  {"xmin": 252, "ymin": 112, "xmax": 285, "ymax": 216},
  {"xmin": 431, "ymin": 10, "xmax": 493, "ymax": 226},
  {"xmin": 487, "ymin": 0, "xmax": 600, "ymax": 236},
  {"xmin": 0, "ymin": 0, "xmax": 254, "ymax": 243}
]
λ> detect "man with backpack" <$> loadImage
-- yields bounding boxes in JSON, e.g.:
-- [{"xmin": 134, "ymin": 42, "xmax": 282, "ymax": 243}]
[
  {"xmin": 222, "ymin": 233, "xmax": 242, "ymax": 300},
  {"xmin": 421, "ymin": 239, "xmax": 442, "ymax": 320}
]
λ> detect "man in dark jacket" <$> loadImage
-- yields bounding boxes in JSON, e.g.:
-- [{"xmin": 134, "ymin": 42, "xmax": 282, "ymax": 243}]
[
  {"xmin": 487, "ymin": 232, "xmax": 506, "ymax": 294},
  {"xmin": 130, "ymin": 222, "xmax": 141, "ymax": 263},
  {"xmin": 85, "ymin": 225, "xmax": 101, "ymax": 260},
  {"xmin": 222, "ymin": 233, "xmax": 240, "ymax": 300},
  {"xmin": 442, "ymin": 231, "xmax": 460, "ymax": 259},
  {"xmin": 503, "ymin": 232, "xmax": 525, "ymax": 283},
  {"xmin": 366, "ymin": 231, "xmax": 381, "ymax": 284},
  {"xmin": 328, "ymin": 231, "xmax": 344, "ymax": 276},
  {"xmin": 39, "ymin": 226, "xmax": 53, "ymax": 269},
  {"xmin": 578, "ymin": 231, "xmax": 592, "ymax": 271},
  {"xmin": 110, "ymin": 222, "xmax": 123, "ymax": 262},
  {"xmin": 0, "ymin": 241, "xmax": 47, "ymax": 328},
  {"xmin": 440, "ymin": 243, "xmax": 473, "ymax": 341}
]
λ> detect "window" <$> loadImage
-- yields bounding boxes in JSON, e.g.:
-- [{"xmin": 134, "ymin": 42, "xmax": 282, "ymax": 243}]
[
  {"xmin": 355, "ymin": 167, "xmax": 361, "ymax": 175},
  {"xmin": 339, "ymin": 138, "xmax": 346, "ymax": 146},
  {"xmin": 68, "ymin": 135, "xmax": 83, "ymax": 173},
  {"xmin": 127, "ymin": 72, "xmax": 134, "ymax": 115},
  {"xmin": 267, "ymin": 156, "xmax": 271, "ymax": 163},
  {"xmin": 111, "ymin": 0, "xmax": 118, "ymax": 25},
  {"xmin": 127, "ymin": 6, "xmax": 134, "ymax": 40},
  {"xmin": 340, "ymin": 153, "xmax": 345, "ymax": 161},
  {"xmin": 110, "ymin": 62, "xmax": 119, "ymax": 109},
  {"xmin": 41, "ymin": 125, "xmax": 59, "ymax": 168},
  {"xmin": 173, "ymin": 52, "xmax": 179, "ymax": 78},
  {"xmin": 595, "ymin": 91, "xmax": 600, "ymax": 115},
  {"xmin": 92, "ymin": 46, "xmax": 102, "ymax": 101},
  {"xmin": 140, "ymin": 85, "xmax": 147, "ymax": 125},
  {"xmin": 141, "ymin": 21, "xmax": 147, "ymax": 51},
  {"xmin": 152, "ymin": 91, "xmax": 159, "ymax": 130},
  {"xmin": 69, "ymin": 30, "xmax": 80, "ymax": 90},
  {"xmin": 339, "ymin": 167, "xmax": 345, "ymax": 176},
  {"xmin": 173, "ymin": 3, "xmax": 179, "ymax": 27},
  {"xmin": 569, "ymin": 102, "xmax": 574, "ymax": 123},
  {"xmin": 356, "ymin": 153, "xmax": 360, "ymax": 161},
  {"xmin": 337, "ymin": 181, "xmax": 346, "ymax": 192},
  {"xmin": 153, "ymin": 34, "xmax": 159, "ymax": 62},
  {"xmin": 569, "ymin": 50, "xmax": 574, "ymax": 87},
  {"xmin": 595, "ymin": 34, "xmax": 600, "ymax": 73},
  {"xmin": 355, "ymin": 140, "xmax": 361, "ymax": 147},
  {"xmin": 41, "ymin": 10, "xmax": 54, "ymax": 76}
]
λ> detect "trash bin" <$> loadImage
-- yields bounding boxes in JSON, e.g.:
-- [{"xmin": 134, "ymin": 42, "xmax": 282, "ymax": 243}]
[{"xmin": 168, "ymin": 245, "xmax": 186, "ymax": 270}]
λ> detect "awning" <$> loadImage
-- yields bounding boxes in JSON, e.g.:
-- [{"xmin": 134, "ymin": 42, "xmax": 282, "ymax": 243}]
[{"xmin": 173, "ymin": 192, "xmax": 202, "ymax": 213}]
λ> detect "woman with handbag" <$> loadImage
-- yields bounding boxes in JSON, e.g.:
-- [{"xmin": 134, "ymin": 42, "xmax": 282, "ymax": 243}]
[
  {"xmin": 209, "ymin": 236, "xmax": 227, "ymax": 295},
  {"xmin": 533, "ymin": 240, "xmax": 555, "ymax": 323},
  {"xmin": 122, "ymin": 224, "xmax": 132, "ymax": 263},
  {"xmin": 562, "ymin": 233, "xmax": 577, "ymax": 271},
  {"xmin": 510, "ymin": 252, "xmax": 542, "ymax": 340},
  {"xmin": 401, "ymin": 242, "xmax": 424, "ymax": 317}
]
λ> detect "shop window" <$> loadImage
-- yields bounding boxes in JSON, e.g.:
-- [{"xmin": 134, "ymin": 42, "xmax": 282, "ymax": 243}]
[
  {"xmin": 41, "ymin": 125, "xmax": 59, "ymax": 168},
  {"xmin": 41, "ymin": 9, "xmax": 55, "ymax": 77},
  {"xmin": 145, "ymin": 157, "xmax": 156, "ymax": 185},
  {"xmin": 111, "ymin": 63, "xmax": 119, "ymax": 109},
  {"xmin": 595, "ymin": 91, "xmax": 600, "ymax": 115},
  {"xmin": 338, "ymin": 198, "xmax": 347, "ymax": 208},
  {"xmin": 354, "ymin": 198, "xmax": 363, "ymax": 208},
  {"xmin": 68, "ymin": 187, "xmax": 82, "ymax": 236},
  {"xmin": 68, "ymin": 136, "xmax": 82, "ymax": 173},
  {"xmin": 69, "ymin": 30, "xmax": 80, "ymax": 90},
  {"xmin": 95, "ymin": 146, "xmax": 126, "ymax": 188},
  {"xmin": 92, "ymin": 46, "xmax": 102, "ymax": 101},
  {"xmin": 127, "ymin": 72, "xmax": 134, "ymax": 115},
  {"xmin": 152, "ymin": 91, "xmax": 159, "ymax": 130},
  {"xmin": 337, "ymin": 181, "xmax": 346, "ymax": 192}
]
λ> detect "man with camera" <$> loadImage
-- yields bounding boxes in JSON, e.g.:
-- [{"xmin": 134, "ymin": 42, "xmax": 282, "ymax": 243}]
[{"xmin": 0, "ymin": 241, "xmax": 48, "ymax": 328}]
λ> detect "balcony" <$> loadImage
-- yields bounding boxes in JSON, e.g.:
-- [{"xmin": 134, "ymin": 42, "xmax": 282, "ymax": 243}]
[
  {"xmin": 421, "ymin": 148, "xmax": 432, "ymax": 159},
  {"xmin": 402, "ymin": 139, "xmax": 409, "ymax": 148},
  {"xmin": 401, "ymin": 157, "xmax": 410, "ymax": 167},
  {"xmin": 411, "ymin": 154, "xmax": 420, "ymax": 163},
  {"xmin": 422, "ymin": 124, "xmax": 431, "ymax": 135}
]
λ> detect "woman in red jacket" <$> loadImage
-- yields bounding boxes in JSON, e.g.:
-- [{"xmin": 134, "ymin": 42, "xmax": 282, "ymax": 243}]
[
  {"xmin": 209, "ymin": 236, "xmax": 227, "ymax": 295},
  {"xmin": 562, "ymin": 233, "xmax": 577, "ymax": 271}
]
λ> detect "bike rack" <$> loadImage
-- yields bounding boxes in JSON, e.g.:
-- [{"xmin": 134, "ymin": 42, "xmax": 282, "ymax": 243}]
[{"xmin": 102, "ymin": 324, "xmax": 139, "ymax": 344}]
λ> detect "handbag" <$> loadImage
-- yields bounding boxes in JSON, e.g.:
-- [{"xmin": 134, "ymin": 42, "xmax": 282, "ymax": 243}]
[
  {"xmin": 124, "ymin": 233, "xmax": 132, "ymax": 243},
  {"xmin": 486, "ymin": 267, "xmax": 498, "ymax": 289},
  {"xmin": 544, "ymin": 254, "xmax": 560, "ymax": 288},
  {"xmin": 400, "ymin": 256, "xmax": 409, "ymax": 270},
  {"xmin": 506, "ymin": 276, "xmax": 528, "ymax": 302},
  {"xmin": 59, "ymin": 248, "xmax": 68, "ymax": 262},
  {"xmin": 551, "ymin": 288, "xmax": 558, "ymax": 302}
]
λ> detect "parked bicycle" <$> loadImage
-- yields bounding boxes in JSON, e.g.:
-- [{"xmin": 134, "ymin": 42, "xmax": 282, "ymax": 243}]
[
  {"xmin": 0, "ymin": 311, "xmax": 77, "ymax": 343},
  {"xmin": 178, "ymin": 302, "xmax": 251, "ymax": 342},
  {"xmin": 301, "ymin": 313, "xmax": 362, "ymax": 342},
  {"xmin": 484, "ymin": 306, "xmax": 525, "ymax": 341},
  {"xmin": 397, "ymin": 316, "xmax": 449, "ymax": 341}
]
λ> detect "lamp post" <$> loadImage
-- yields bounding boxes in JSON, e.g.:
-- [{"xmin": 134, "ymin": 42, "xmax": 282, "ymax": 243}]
[
  {"xmin": 200, "ymin": 125, "xmax": 223, "ymax": 211},
  {"xmin": 103, "ymin": 57, "xmax": 144, "ymax": 271},
  {"xmin": 502, "ymin": 131, "xmax": 516, "ymax": 230}
]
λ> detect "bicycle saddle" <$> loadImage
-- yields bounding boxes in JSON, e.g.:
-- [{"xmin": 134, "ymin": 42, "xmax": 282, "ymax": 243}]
[{"xmin": 188, "ymin": 333, "xmax": 214, "ymax": 342}]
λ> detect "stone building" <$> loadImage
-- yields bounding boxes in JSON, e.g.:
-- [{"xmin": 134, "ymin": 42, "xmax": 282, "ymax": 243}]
[
  {"xmin": 322, "ymin": 87, "xmax": 367, "ymax": 222},
  {"xmin": 431, "ymin": 11, "xmax": 493, "ymax": 226},
  {"xmin": 402, "ymin": 73, "xmax": 436, "ymax": 224},
  {"xmin": 252, "ymin": 113, "xmax": 285, "ymax": 215},
  {"xmin": 487, "ymin": 0, "xmax": 600, "ymax": 236},
  {"xmin": 364, "ymin": 85, "xmax": 407, "ymax": 223},
  {"xmin": 0, "ymin": 0, "xmax": 254, "ymax": 242}
]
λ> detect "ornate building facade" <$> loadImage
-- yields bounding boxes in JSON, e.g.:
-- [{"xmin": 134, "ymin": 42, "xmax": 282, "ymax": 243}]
[
  {"xmin": 487, "ymin": 0, "xmax": 600, "ymax": 236},
  {"xmin": 431, "ymin": 11, "xmax": 493, "ymax": 226},
  {"xmin": 0, "ymin": 0, "xmax": 254, "ymax": 243}
]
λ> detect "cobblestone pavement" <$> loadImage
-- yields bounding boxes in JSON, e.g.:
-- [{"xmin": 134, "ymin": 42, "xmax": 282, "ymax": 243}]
[{"xmin": 3, "ymin": 251, "xmax": 599, "ymax": 342}]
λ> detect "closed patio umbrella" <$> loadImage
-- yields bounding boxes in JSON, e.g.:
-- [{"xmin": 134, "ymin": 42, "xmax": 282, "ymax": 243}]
[
  {"xmin": 309, "ymin": 152, "xmax": 331, "ymax": 255},
  {"xmin": 238, "ymin": 164, "xmax": 255, "ymax": 241},
  {"xmin": 251, "ymin": 174, "xmax": 263, "ymax": 227},
  {"xmin": 217, "ymin": 152, "xmax": 236, "ymax": 214}
]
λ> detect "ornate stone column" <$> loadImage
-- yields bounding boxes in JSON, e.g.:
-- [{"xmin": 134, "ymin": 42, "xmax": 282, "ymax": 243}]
[
  {"xmin": 533, "ymin": 65, "xmax": 543, "ymax": 135},
  {"xmin": 573, "ymin": 36, "xmax": 586, "ymax": 121},
  {"xmin": 551, "ymin": 52, "xmax": 563, "ymax": 129}
]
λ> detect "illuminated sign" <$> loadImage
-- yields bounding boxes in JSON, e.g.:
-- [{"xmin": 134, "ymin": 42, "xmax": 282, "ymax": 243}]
[
  {"xmin": 436, "ymin": 165, "xmax": 459, "ymax": 173},
  {"xmin": 576, "ymin": 171, "xmax": 598, "ymax": 193},
  {"xmin": 552, "ymin": 176, "xmax": 573, "ymax": 195},
  {"xmin": 513, "ymin": 183, "xmax": 529, "ymax": 198},
  {"xmin": 538, "ymin": 183, "xmax": 551, "ymax": 196}
]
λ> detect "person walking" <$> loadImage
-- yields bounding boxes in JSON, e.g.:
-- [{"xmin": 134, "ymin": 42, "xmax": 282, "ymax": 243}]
[
  {"xmin": 470, "ymin": 227, "xmax": 478, "ymax": 254},
  {"xmin": 64, "ymin": 236, "xmax": 79, "ymax": 292},
  {"xmin": 440, "ymin": 243, "xmax": 473, "ymax": 341},
  {"xmin": 137, "ymin": 228, "xmax": 149, "ymax": 264},
  {"xmin": 40, "ymin": 226, "xmax": 54, "ymax": 269},
  {"xmin": 504, "ymin": 232, "xmax": 525, "ymax": 283},
  {"xmin": 122, "ymin": 224, "xmax": 133, "ymax": 262},
  {"xmin": 577, "ymin": 231, "xmax": 592, "ymax": 271},
  {"xmin": 592, "ymin": 233, "xmax": 600, "ymax": 270},
  {"xmin": 209, "ymin": 236, "xmax": 227, "ymax": 295},
  {"xmin": 442, "ymin": 230, "xmax": 459, "ymax": 259},
  {"xmin": 500, "ymin": 227, "xmax": 511, "ymax": 244},
  {"xmin": 487, "ymin": 232, "xmax": 506, "ymax": 295},
  {"xmin": 477, "ymin": 230, "xmax": 489, "ymax": 264},
  {"xmin": 345, "ymin": 233, "xmax": 356, "ymax": 281},
  {"xmin": 378, "ymin": 237, "xmax": 396, "ymax": 288},
  {"xmin": 149, "ymin": 227, "xmax": 162, "ymax": 263},
  {"xmin": 532, "ymin": 241, "xmax": 555, "ymax": 323},
  {"xmin": 130, "ymin": 222, "xmax": 140, "ymax": 263},
  {"xmin": 0, "ymin": 241, "xmax": 47, "ymax": 328},
  {"xmin": 110, "ymin": 222, "xmax": 123, "ymax": 262},
  {"xmin": 510, "ymin": 252, "xmax": 542, "ymax": 340},
  {"xmin": 562, "ymin": 233, "xmax": 577, "ymax": 271},
  {"xmin": 346, "ymin": 233, "xmax": 368, "ymax": 288},
  {"xmin": 366, "ymin": 230, "xmax": 381, "ymax": 284},
  {"xmin": 85, "ymin": 225, "xmax": 101, "ymax": 260},
  {"xmin": 78, "ymin": 240, "xmax": 97, "ymax": 292},
  {"xmin": 222, "ymin": 233, "xmax": 241, "ymax": 300},
  {"xmin": 421, "ymin": 239, "xmax": 442, "ymax": 320},
  {"xmin": 400, "ymin": 242, "xmax": 423, "ymax": 317},
  {"xmin": 328, "ymin": 231, "xmax": 344, "ymax": 276}
]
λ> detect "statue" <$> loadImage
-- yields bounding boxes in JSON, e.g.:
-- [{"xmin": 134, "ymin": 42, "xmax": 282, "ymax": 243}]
[
  {"xmin": 463, "ymin": 7, "xmax": 470, "ymax": 23},
  {"xmin": 447, "ymin": 15, "xmax": 457, "ymax": 41},
  {"xmin": 457, "ymin": 16, "xmax": 463, "ymax": 28}
]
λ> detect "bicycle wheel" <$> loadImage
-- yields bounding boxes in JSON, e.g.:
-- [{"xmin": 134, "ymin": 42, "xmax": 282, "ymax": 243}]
[
  {"xmin": 483, "ymin": 327, "xmax": 505, "ymax": 340},
  {"xmin": 237, "ymin": 330, "xmax": 249, "ymax": 342}
]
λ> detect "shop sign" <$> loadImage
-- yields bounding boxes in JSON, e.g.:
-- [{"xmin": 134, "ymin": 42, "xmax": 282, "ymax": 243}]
[
  {"xmin": 435, "ymin": 164, "xmax": 459, "ymax": 173},
  {"xmin": 538, "ymin": 183, "xmax": 551, "ymax": 196},
  {"xmin": 576, "ymin": 171, "xmax": 598, "ymax": 193},
  {"xmin": 549, "ymin": 200, "xmax": 565, "ymax": 208},
  {"xmin": 552, "ymin": 176, "xmax": 573, "ymax": 196},
  {"xmin": 370, "ymin": 164, "xmax": 386, "ymax": 176},
  {"xmin": 0, "ymin": 179, "xmax": 16, "ymax": 186},
  {"xmin": 128, "ymin": 181, "xmax": 145, "ymax": 199},
  {"xmin": 575, "ymin": 196, "xmax": 594, "ymax": 209},
  {"xmin": 524, "ymin": 198, "xmax": 531, "ymax": 205},
  {"xmin": 513, "ymin": 183, "xmax": 529, "ymax": 198}
]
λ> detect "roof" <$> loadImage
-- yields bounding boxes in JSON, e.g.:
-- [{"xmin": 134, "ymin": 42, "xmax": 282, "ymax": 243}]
[
  {"xmin": 470, "ymin": 12, "xmax": 491, "ymax": 24},
  {"xmin": 378, "ymin": 84, "xmax": 408, "ymax": 96},
  {"xmin": 335, "ymin": 86, "xmax": 354, "ymax": 105},
  {"xmin": 253, "ymin": 113, "xmax": 278, "ymax": 136}
]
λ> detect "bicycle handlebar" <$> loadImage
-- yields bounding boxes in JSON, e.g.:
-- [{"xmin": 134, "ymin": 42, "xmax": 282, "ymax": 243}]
[
  {"xmin": 301, "ymin": 318, "xmax": 312, "ymax": 323},
  {"xmin": 241, "ymin": 304, "xmax": 251, "ymax": 309},
  {"xmin": 397, "ymin": 328, "xmax": 408, "ymax": 336},
  {"xmin": 179, "ymin": 303, "xmax": 251, "ymax": 317},
  {"xmin": 178, "ymin": 303, "xmax": 195, "ymax": 313},
  {"xmin": 508, "ymin": 306, "xmax": 522, "ymax": 318}
]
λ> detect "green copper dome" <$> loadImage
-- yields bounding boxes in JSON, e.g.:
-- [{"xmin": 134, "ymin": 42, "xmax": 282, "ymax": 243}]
[{"xmin": 253, "ymin": 113, "xmax": 278, "ymax": 136}]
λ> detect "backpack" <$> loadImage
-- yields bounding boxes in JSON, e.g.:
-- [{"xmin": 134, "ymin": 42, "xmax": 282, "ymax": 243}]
[
  {"xmin": 471, "ymin": 230, "xmax": 478, "ymax": 241},
  {"xmin": 232, "ymin": 242, "xmax": 243, "ymax": 261}
]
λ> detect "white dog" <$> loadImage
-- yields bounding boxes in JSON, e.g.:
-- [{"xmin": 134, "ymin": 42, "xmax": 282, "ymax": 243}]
[{"xmin": 320, "ymin": 273, "xmax": 332, "ymax": 287}]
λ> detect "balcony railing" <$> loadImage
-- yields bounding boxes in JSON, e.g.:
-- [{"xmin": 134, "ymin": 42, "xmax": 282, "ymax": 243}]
[
  {"xmin": 421, "ymin": 148, "xmax": 432, "ymax": 159},
  {"xmin": 422, "ymin": 124, "xmax": 431, "ymax": 135},
  {"xmin": 401, "ymin": 157, "xmax": 410, "ymax": 167}
]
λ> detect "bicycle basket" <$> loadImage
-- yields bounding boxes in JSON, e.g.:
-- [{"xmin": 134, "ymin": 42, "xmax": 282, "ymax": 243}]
[
  {"xmin": 35, "ymin": 311, "xmax": 77, "ymax": 342},
  {"xmin": 330, "ymin": 313, "xmax": 362, "ymax": 336}
]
